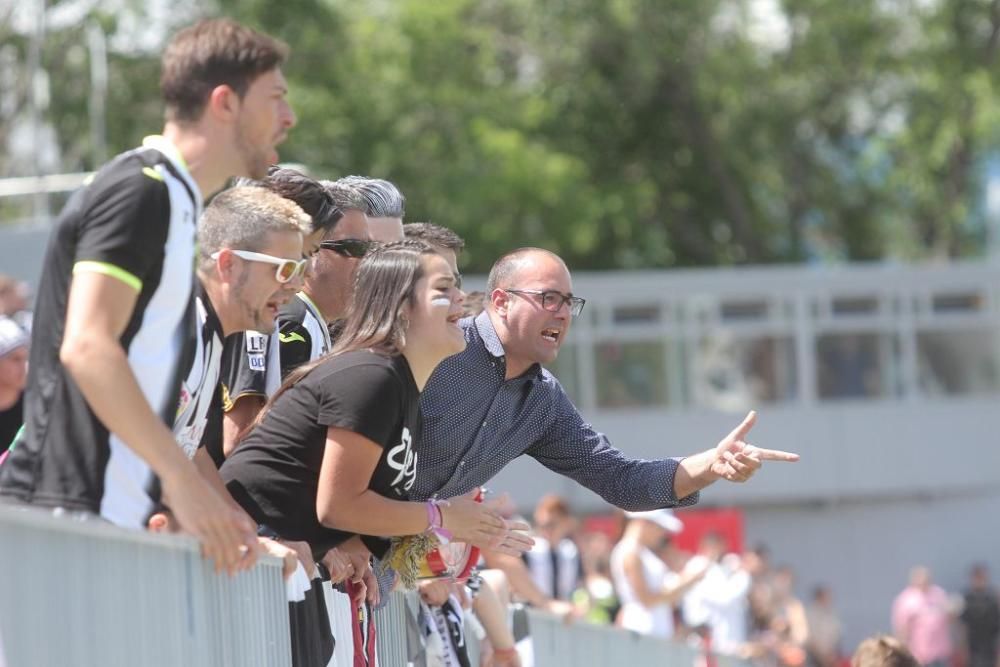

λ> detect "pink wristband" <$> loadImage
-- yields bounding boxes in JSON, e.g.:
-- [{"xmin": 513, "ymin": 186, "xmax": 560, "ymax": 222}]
[{"xmin": 425, "ymin": 499, "xmax": 453, "ymax": 543}]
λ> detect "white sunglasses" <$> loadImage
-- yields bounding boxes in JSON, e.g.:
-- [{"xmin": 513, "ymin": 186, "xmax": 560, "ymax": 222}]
[{"xmin": 211, "ymin": 250, "xmax": 307, "ymax": 284}]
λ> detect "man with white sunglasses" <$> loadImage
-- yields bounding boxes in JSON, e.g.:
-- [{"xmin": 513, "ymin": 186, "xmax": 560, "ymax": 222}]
[{"xmin": 174, "ymin": 185, "xmax": 308, "ymax": 483}]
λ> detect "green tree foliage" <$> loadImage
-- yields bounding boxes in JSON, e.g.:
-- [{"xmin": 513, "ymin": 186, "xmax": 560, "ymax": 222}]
[{"xmin": 9, "ymin": 0, "xmax": 1000, "ymax": 270}]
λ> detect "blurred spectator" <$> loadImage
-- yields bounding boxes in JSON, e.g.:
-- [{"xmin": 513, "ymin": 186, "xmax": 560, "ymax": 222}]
[
  {"xmin": 522, "ymin": 494, "xmax": 582, "ymax": 602},
  {"xmin": 805, "ymin": 585, "xmax": 842, "ymax": 667},
  {"xmin": 610, "ymin": 509, "xmax": 706, "ymax": 639},
  {"xmin": 770, "ymin": 566, "xmax": 810, "ymax": 657},
  {"xmin": 416, "ymin": 579, "xmax": 475, "ymax": 667},
  {"xmin": 852, "ymin": 635, "xmax": 919, "ymax": 667},
  {"xmin": 0, "ymin": 276, "xmax": 31, "ymax": 334},
  {"xmin": 461, "ymin": 291, "xmax": 486, "ymax": 318},
  {"xmin": 681, "ymin": 532, "xmax": 752, "ymax": 655},
  {"xmin": 467, "ymin": 572, "xmax": 522, "ymax": 667},
  {"xmin": 960, "ymin": 563, "xmax": 999, "ymax": 667},
  {"xmin": 892, "ymin": 566, "xmax": 954, "ymax": 667},
  {"xmin": 746, "ymin": 544, "xmax": 777, "ymax": 634},
  {"xmin": 0, "ymin": 275, "xmax": 28, "ymax": 315},
  {"xmin": 484, "ymin": 494, "xmax": 579, "ymax": 619},
  {"xmin": 573, "ymin": 531, "xmax": 620, "ymax": 625},
  {"xmin": 0, "ymin": 318, "xmax": 28, "ymax": 454}
]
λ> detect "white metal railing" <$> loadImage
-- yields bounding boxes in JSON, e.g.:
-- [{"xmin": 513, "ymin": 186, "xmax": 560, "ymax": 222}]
[
  {"xmin": 0, "ymin": 172, "xmax": 93, "ymax": 198},
  {"xmin": 0, "ymin": 504, "xmax": 767, "ymax": 667},
  {"xmin": 0, "ymin": 504, "xmax": 291, "ymax": 667},
  {"xmin": 530, "ymin": 261, "xmax": 1000, "ymax": 412},
  {"xmin": 524, "ymin": 607, "xmax": 752, "ymax": 667}
]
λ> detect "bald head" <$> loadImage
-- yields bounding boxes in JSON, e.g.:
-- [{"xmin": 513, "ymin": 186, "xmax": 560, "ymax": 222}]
[
  {"xmin": 486, "ymin": 248, "xmax": 568, "ymax": 293},
  {"xmin": 485, "ymin": 247, "xmax": 577, "ymax": 378}
]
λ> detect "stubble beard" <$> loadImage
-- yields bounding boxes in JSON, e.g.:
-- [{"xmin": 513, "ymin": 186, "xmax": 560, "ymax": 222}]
[
  {"xmin": 233, "ymin": 269, "xmax": 267, "ymax": 332},
  {"xmin": 234, "ymin": 121, "xmax": 270, "ymax": 180}
]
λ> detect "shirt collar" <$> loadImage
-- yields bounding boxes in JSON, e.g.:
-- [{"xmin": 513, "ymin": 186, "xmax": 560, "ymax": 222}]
[
  {"xmin": 473, "ymin": 310, "xmax": 543, "ymax": 379},
  {"xmin": 141, "ymin": 134, "xmax": 203, "ymax": 207},
  {"xmin": 297, "ymin": 291, "xmax": 326, "ymax": 323},
  {"xmin": 195, "ymin": 280, "xmax": 222, "ymax": 337},
  {"xmin": 143, "ymin": 135, "xmax": 189, "ymax": 171},
  {"xmin": 474, "ymin": 311, "xmax": 506, "ymax": 359}
]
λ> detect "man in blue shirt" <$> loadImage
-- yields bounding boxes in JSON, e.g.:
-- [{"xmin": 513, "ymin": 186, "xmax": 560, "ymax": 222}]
[{"xmin": 416, "ymin": 247, "xmax": 798, "ymax": 510}]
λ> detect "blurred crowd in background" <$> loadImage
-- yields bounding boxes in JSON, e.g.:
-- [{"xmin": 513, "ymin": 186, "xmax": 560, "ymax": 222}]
[{"xmin": 486, "ymin": 492, "xmax": 1000, "ymax": 667}]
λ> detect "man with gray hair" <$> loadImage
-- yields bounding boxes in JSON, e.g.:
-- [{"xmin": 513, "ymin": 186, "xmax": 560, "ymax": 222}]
[{"xmin": 336, "ymin": 175, "xmax": 405, "ymax": 242}]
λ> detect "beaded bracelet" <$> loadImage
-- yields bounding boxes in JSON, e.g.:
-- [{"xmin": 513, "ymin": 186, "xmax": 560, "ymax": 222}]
[{"xmin": 425, "ymin": 498, "xmax": 454, "ymax": 543}]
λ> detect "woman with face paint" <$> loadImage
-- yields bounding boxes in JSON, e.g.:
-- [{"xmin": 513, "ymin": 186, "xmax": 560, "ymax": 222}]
[{"xmin": 220, "ymin": 241, "xmax": 528, "ymax": 572}]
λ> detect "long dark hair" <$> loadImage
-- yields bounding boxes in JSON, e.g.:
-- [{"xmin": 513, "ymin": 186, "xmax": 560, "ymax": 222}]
[{"xmin": 241, "ymin": 240, "xmax": 435, "ymax": 440}]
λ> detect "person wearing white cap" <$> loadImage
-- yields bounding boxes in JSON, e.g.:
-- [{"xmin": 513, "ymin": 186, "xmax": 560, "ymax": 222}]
[
  {"xmin": 609, "ymin": 509, "xmax": 708, "ymax": 639},
  {"xmin": 0, "ymin": 317, "xmax": 28, "ymax": 455}
]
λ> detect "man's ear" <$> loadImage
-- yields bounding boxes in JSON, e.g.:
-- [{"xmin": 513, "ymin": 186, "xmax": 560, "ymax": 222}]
[
  {"xmin": 205, "ymin": 84, "xmax": 241, "ymax": 123},
  {"xmin": 490, "ymin": 288, "xmax": 510, "ymax": 317},
  {"xmin": 214, "ymin": 248, "xmax": 237, "ymax": 282}
]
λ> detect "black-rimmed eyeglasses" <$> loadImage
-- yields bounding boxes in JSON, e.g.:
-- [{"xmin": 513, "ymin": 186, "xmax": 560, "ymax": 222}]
[
  {"xmin": 505, "ymin": 288, "xmax": 586, "ymax": 317},
  {"xmin": 319, "ymin": 239, "xmax": 373, "ymax": 258}
]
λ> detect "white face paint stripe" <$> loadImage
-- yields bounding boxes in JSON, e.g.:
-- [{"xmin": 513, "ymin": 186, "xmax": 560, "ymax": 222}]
[{"xmin": 430, "ymin": 296, "xmax": 452, "ymax": 308}]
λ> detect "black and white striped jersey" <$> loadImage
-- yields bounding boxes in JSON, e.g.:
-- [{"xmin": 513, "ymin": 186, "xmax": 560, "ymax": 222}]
[
  {"xmin": 0, "ymin": 135, "xmax": 202, "ymax": 528},
  {"xmin": 173, "ymin": 285, "xmax": 225, "ymax": 459}
]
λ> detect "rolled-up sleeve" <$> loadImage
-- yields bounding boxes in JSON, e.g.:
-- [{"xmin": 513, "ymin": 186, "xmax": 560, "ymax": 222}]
[{"xmin": 528, "ymin": 391, "xmax": 699, "ymax": 511}]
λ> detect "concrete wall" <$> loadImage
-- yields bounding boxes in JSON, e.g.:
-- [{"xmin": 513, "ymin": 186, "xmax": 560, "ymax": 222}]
[{"xmin": 0, "ymin": 223, "xmax": 51, "ymax": 288}]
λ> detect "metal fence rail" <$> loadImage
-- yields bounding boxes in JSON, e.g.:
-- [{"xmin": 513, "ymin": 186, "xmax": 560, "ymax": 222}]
[
  {"xmin": 0, "ymin": 504, "xmax": 290, "ymax": 667},
  {"xmin": 525, "ymin": 607, "xmax": 750, "ymax": 667},
  {"xmin": 0, "ymin": 506, "xmax": 756, "ymax": 667}
]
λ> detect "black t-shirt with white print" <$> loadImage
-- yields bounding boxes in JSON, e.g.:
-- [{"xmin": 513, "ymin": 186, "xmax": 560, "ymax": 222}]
[{"xmin": 220, "ymin": 350, "xmax": 421, "ymax": 558}]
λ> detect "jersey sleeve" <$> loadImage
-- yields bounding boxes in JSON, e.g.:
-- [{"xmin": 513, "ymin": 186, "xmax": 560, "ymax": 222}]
[
  {"xmin": 278, "ymin": 318, "xmax": 313, "ymax": 379},
  {"xmin": 316, "ymin": 362, "xmax": 403, "ymax": 448},
  {"xmin": 73, "ymin": 158, "xmax": 172, "ymax": 291},
  {"xmin": 220, "ymin": 331, "xmax": 271, "ymax": 411}
]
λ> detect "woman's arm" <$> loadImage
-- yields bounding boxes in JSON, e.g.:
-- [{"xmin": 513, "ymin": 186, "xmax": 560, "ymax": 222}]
[{"xmin": 315, "ymin": 426, "xmax": 508, "ymax": 545}]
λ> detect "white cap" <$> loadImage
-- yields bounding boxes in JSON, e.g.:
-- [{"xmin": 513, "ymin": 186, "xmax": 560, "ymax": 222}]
[
  {"xmin": 0, "ymin": 317, "xmax": 27, "ymax": 358},
  {"xmin": 625, "ymin": 509, "xmax": 683, "ymax": 535}
]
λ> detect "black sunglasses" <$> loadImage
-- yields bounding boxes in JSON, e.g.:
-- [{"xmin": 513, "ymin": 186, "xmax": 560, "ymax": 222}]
[{"xmin": 319, "ymin": 238, "xmax": 373, "ymax": 258}]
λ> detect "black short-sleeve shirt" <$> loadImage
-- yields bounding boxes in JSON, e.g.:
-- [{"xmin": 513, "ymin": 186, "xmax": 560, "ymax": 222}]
[{"xmin": 220, "ymin": 350, "xmax": 421, "ymax": 557}]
